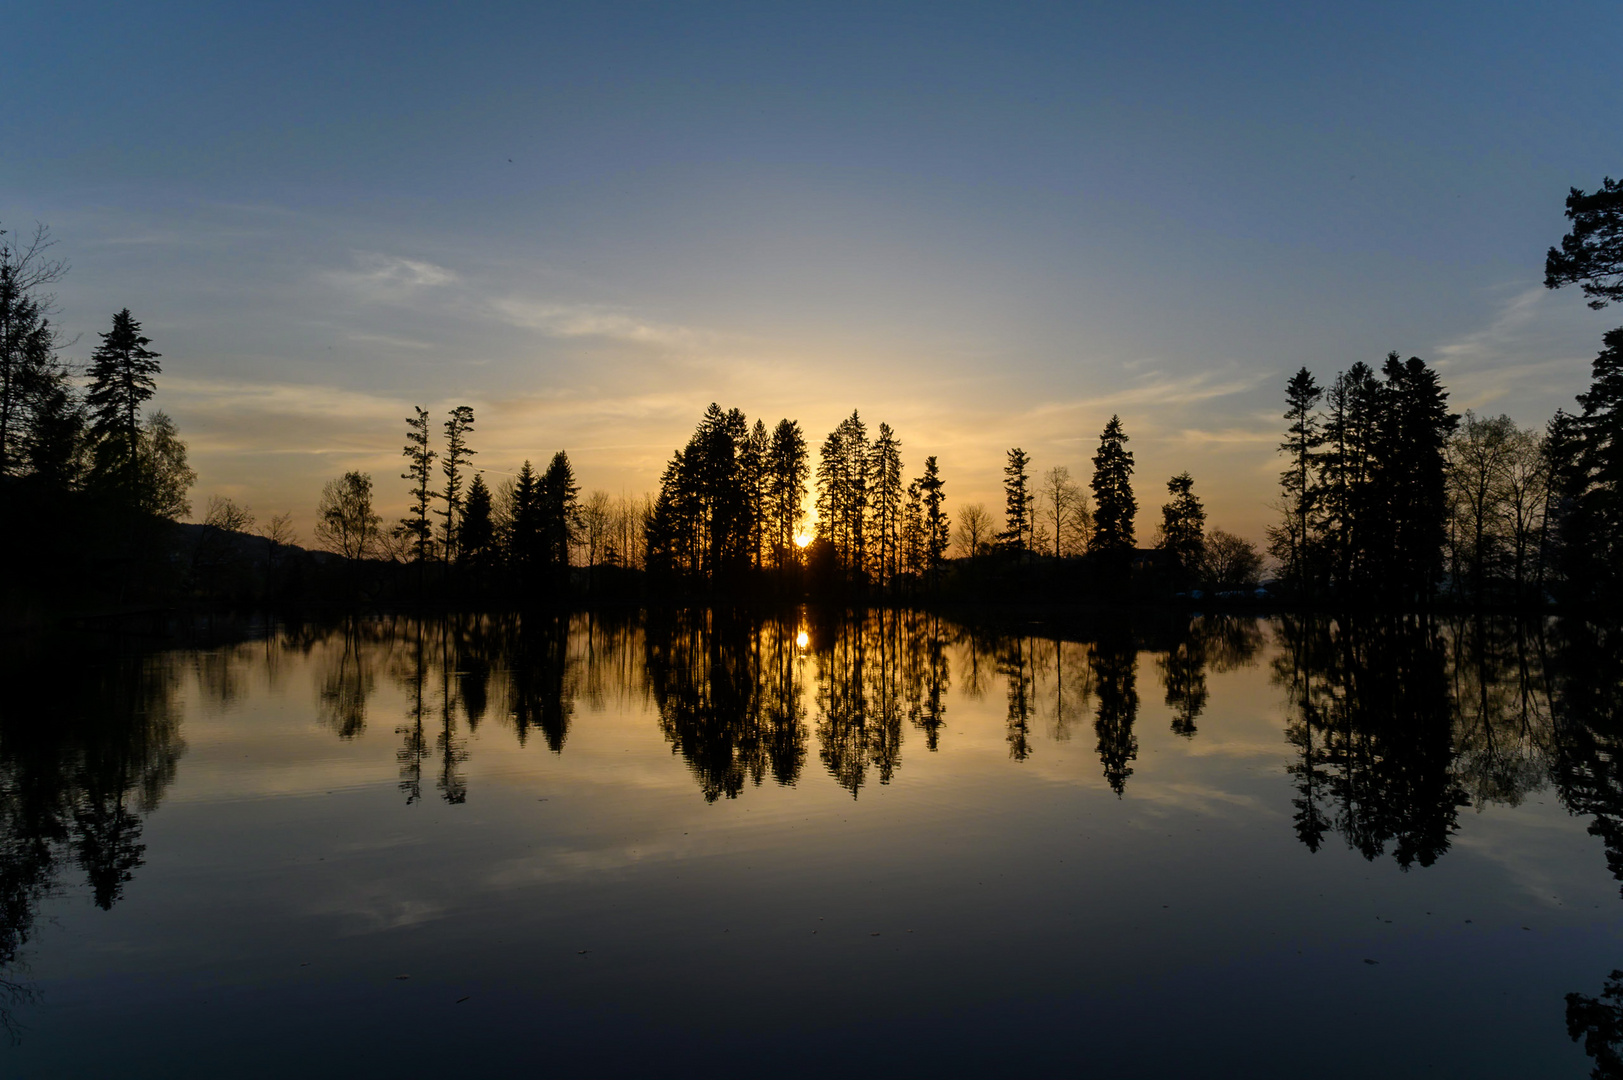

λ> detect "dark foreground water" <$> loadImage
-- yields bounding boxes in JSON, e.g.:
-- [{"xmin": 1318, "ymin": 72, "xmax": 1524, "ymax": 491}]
[{"xmin": 3, "ymin": 609, "xmax": 1622, "ymax": 1078}]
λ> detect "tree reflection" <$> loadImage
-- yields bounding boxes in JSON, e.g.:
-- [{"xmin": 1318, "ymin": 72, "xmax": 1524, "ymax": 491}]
[
  {"xmin": 1275, "ymin": 615, "xmax": 1470, "ymax": 868},
  {"xmin": 645, "ymin": 609, "xmax": 805, "ymax": 801},
  {"xmin": 1092, "ymin": 631, "xmax": 1139, "ymax": 796},
  {"xmin": 0, "ymin": 641, "xmax": 185, "ymax": 1035}
]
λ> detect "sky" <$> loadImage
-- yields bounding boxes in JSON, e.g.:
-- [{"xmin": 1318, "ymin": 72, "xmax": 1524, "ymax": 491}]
[{"xmin": 3, "ymin": 0, "xmax": 1620, "ymax": 545}]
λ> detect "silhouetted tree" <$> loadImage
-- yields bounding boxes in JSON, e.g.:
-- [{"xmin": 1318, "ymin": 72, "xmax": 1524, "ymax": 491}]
[
  {"xmin": 315, "ymin": 471, "xmax": 381, "ymax": 560},
  {"xmin": 1372, "ymin": 353, "xmax": 1458, "ymax": 604},
  {"xmin": 0, "ymin": 223, "xmax": 69, "ymax": 479},
  {"xmin": 918, "ymin": 455, "xmax": 948, "ymax": 589},
  {"xmin": 507, "ymin": 460, "xmax": 545, "ymax": 587},
  {"xmin": 1089, "ymin": 415, "xmax": 1136, "ymax": 555},
  {"xmin": 1546, "ymin": 176, "xmax": 1623, "ymax": 309},
  {"xmin": 767, "ymin": 418, "xmax": 809, "ymax": 571},
  {"xmin": 400, "ymin": 406, "xmax": 437, "ymax": 563},
  {"xmin": 1000, "ymin": 447, "xmax": 1033, "ymax": 555},
  {"xmin": 86, "ymin": 309, "xmax": 161, "ymax": 501},
  {"xmin": 868, "ymin": 422, "xmax": 903, "ymax": 588},
  {"xmin": 1275, "ymin": 367, "xmax": 1323, "ymax": 588},
  {"xmin": 1198, "ymin": 529, "xmax": 1263, "ymax": 589},
  {"xmin": 437, "ymin": 405, "xmax": 476, "ymax": 561},
  {"xmin": 540, "ymin": 450, "xmax": 580, "ymax": 585},
  {"xmin": 1558, "ymin": 329, "xmax": 1623, "ymax": 602},
  {"xmin": 458, "ymin": 473, "xmax": 495, "ymax": 570},
  {"xmin": 1157, "ymin": 472, "xmax": 1205, "ymax": 585},
  {"xmin": 817, "ymin": 411, "xmax": 869, "ymax": 582},
  {"xmin": 1039, "ymin": 464, "xmax": 1089, "ymax": 557},
  {"xmin": 954, "ymin": 502, "xmax": 992, "ymax": 558}
]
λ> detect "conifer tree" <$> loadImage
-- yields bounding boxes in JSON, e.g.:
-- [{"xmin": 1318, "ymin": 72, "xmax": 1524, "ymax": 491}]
[
  {"xmin": 399, "ymin": 406, "xmax": 437, "ymax": 562},
  {"xmin": 1000, "ymin": 447, "xmax": 1033, "ymax": 554},
  {"xmin": 1089, "ymin": 415, "xmax": 1136, "ymax": 554},
  {"xmin": 1157, "ymin": 472, "xmax": 1205, "ymax": 583},
  {"xmin": 901, "ymin": 479, "xmax": 924, "ymax": 581},
  {"xmin": 1562, "ymin": 328, "xmax": 1623, "ymax": 599},
  {"xmin": 458, "ymin": 472, "xmax": 495, "ymax": 570},
  {"xmin": 438, "ymin": 405, "xmax": 476, "ymax": 561},
  {"xmin": 86, "ymin": 309, "xmax": 161, "ymax": 494},
  {"xmin": 815, "ymin": 411, "xmax": 869, "ymax": 580},
  {"xmin": 741, "ymin": 418, "xmax": 769, "ymax": 570},
  {"xmin": 767, "ymin": 418, "xmax": 809, "ymax": 570},
  {"xmin": 1276, "ymin": 367, "xmax": 1322, "ymax": 588},
  {"xmin": 1545, "ymin": 176, "xmax": 1623, "ymax": 309},
  {"xmin": 918, "ymin": 455, "xmax": 947, "ymax": 589},
  {"xmin": 540, "ymin": 450, "xmax": 580, "ymax": 582},
  {"xmin": 868, "ymin": 422, "xmax": 903, "ymax": 587},
  {"xmin": 508, "ymin": 460, "xmax": 545, "ymax": 584},
  {"xmin": 1372, "ymin": 352, "xmax": 1458, "ymax": 604}
]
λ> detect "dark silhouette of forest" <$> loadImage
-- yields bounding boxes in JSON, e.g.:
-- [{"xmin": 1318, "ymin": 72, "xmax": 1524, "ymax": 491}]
[{"xmin": 4, "ymin": 176, "xmax": 1622, "ymax": 620}]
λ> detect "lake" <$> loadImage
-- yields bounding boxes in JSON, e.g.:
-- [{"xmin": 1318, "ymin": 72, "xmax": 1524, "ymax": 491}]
[{"xmin": 2, "ymin": 609, "xmax": 1620, "ymax": 1078}]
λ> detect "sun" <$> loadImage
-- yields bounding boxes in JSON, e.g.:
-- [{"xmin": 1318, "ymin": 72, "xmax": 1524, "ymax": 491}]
[{"xmin": 794, "ymin": 533, "xmax": 811, "ymax": 549}]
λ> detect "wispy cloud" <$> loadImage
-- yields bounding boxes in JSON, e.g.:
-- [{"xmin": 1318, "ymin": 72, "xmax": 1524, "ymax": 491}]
[
  {"xmin": 324, "ymin": 252, "xmax": 459, "ymax": 302},
  {"xmin": 1024, "ymin": 369, "xmax": 1264, "ymax": 419},
  {"xmin": 487, "ymin": 297, "xmax": 707, "ymax": 348},
  {"xmin": 1433, "ymin": 286, "xmax": 1548, "ymax": 371}
]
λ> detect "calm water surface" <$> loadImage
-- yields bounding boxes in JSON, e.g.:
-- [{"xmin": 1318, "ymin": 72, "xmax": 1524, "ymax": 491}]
[{"xmin": 3, "ymin": 609, "xmax": 1621, "ymax": 1078}]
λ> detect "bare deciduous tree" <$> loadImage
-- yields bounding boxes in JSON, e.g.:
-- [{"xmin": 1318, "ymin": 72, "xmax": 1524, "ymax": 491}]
[{"xmin": 955, "ymin": 502, "xmax": 993, "ymax": 557}]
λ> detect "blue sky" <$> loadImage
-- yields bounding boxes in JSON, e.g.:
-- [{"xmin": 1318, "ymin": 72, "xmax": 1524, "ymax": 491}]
[{"xmin": 4, "ymin": 1, "xmax": 1619, "ymax": 540}]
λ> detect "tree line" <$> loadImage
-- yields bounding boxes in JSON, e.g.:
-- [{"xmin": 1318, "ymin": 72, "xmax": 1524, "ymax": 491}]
[{"xmin": 1269, "ymin": 173, "xmax": 1623, "ymax": 607}]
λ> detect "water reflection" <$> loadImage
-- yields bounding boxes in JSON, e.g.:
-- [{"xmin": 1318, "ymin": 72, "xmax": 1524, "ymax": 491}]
[
  {"xmin": 7, "ymin": 610, "xmax": 1623, "ymax": 1067},
  {"xmin": 0, "ymin": 641, "xmax": 186, "ymax": 1035}
]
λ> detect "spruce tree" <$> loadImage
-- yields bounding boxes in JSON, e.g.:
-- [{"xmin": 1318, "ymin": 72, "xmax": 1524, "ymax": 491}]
[
  {"xmin": 1000, "ymin": 447, "xmax": 1033, "ymax": 555},
  {"xmin": 1089, "ymin": 415, "xmax": 1137, "ymax": 554},
  {"xmin": 458, "ymin": 472, "xmax": 495, "ymax": 570},
  {"xmin": 1276, "ymin": 367, "xmax": 1322, "ymax": 588},
  {"xmin": 86, "ymin": 309, "xmax": 161, "ymax": 494},
  {"xmin": 508, "ymin": 460, "xmax": 545, "ymax": 586},
  {"xmin": 540, "ymin": 450, "xmax": 580, "ymax": 584}
]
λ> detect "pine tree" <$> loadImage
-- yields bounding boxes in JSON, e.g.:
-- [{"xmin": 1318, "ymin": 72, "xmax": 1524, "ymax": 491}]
[
  {"xmin": 86, "ymin": 309, "xmax": 161, "ymax": 494},
  {"xmin": 868, "ymin": 422, "xmax": 903, "ymax": 588},
  {"xmin": 1089, "ymin": 415, "xmax": 1136, "ymax": 554},
  {"xmin": 1276, "ymin": 367, "xmax": 1323, "ymax": 588},
  {"xmin": 438, "ymin": 405, "xmax": 476, "ymax": 561},
  {"xmin": 1157, "ymin": 472, "xmax": 1205, "ymax": 584},
  {"xmin": 1562, "ymin": 328, "xmax": 1623, "ymax": 600},
  {"xmin": 1000, "ymin": 447, "xmax": 1033, "ymax": 555},
  {"xmin": 918, "ymin": 455, "xmax": 947, "ymax": 590},
  {"xmin": 399, "ymin": 406, "xmax": 437, "ymax": 562},
  {"xmin": 767, "ymin": 418, "xmax": 809, "ymax": 570}
]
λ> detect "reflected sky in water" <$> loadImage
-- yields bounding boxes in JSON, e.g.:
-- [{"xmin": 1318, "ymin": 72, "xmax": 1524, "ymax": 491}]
[{"xmin": 2, "ymin": 610, "xmax": 1621, "ymax": 1078}]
